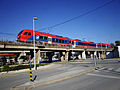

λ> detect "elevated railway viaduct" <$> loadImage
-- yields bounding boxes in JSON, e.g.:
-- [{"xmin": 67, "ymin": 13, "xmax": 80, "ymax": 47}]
[{"xmin": 0, "ymin": 41, "xmax": 113, "ymax": 64}]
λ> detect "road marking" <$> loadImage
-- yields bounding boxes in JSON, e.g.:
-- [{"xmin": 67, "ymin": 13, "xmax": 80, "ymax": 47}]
[
  {"xmin": 107, "ymin": 68, "xmax": 114, "ymax": 71},
  {"xmin": 87, "ymin": 73, "xmax": 120, "ymax": 79},
  {"xmin": 115, "ymin": 68, "xmax": 120, "ymax": 72}
]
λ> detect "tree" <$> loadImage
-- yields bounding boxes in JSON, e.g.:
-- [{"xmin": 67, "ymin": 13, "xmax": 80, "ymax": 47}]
[
  {"xmin": 110, "ymin": 43, "xmax": 115, "ymax": 48},
  {"xmin": 115, "ymin": 41, "xmax": 120, "ymax": 46}
]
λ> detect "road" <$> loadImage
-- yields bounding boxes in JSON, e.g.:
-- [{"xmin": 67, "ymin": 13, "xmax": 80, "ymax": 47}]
[
  {"xmin": 32, "ymin": 60, "xmax": 120, "ymax": 90},
  {"xmin": 0, "ymin": 59, "xmax": 120, "ymax": 90}
]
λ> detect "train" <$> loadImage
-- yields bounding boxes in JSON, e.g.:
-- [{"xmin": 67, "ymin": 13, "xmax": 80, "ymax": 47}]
[{"xmin": 17, "ymin": 29, "xmax": 111, "ymax": 48}]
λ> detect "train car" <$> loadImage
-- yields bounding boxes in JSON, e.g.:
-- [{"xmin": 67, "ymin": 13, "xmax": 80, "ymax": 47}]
[
  {"xmin": 17, "ymin": 29, "xmax": 49, "ymax": 42},
  {"xmin": 17, "ymin": 29, "xmax": 111, "ymax": 48},
  {"xmin": 75, "ymin": 39, "xmax": 97, "ymax": 48},
  {"xmin": 17, "ymin": 29, "xmax": 75, "ymax": 45}
]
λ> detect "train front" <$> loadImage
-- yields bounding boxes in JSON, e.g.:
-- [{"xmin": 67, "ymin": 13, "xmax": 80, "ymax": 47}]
[
  {"xmin": 17, "ymin": 29, "xmax": 34, "ymax": 42},
  {"xmin": 17, "ymin": 30, "xmax": 29, "ymax": 42},
  {"xmin": 17, "ymin": 30, "xmax": 23, "ymax": 42}
]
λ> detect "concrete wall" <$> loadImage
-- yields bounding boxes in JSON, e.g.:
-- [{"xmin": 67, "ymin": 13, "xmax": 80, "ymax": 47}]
[
  {"xmin": 118, "ymin": 46, "xmax": 120, "ymax": 57},
  {"xmin": 106, "ymin": 46, "xmax": 120, "ymax": 58}
]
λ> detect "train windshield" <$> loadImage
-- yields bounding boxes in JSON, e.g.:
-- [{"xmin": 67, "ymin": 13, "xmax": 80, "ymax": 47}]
[{"xmin": 18, "ymin": 30, "xmax": 24, "ymax": 36}]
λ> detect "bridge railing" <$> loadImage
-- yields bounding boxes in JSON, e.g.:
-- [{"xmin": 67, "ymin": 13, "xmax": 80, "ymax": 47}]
[{"xmin": 0, "ymin": 40, "xmax": 113, "ymax": 51}]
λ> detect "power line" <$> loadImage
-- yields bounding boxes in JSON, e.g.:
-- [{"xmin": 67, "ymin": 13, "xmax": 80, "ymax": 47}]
[
  {"xmin": 0, "ymin": 0, "xmax": 116, "ymax": 35},
  {"xmin": 0, "ymin": 32, "xmax": 15, "ymax": 35},
  {"xmin": 39, "ymin": 0, "xmax": 116, "ymax": 31}
]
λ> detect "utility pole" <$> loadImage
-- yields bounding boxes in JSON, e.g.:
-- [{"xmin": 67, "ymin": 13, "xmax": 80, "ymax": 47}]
[{"xmin": 33, "ymin": 17, "xmax": 38, "ymax": 70}]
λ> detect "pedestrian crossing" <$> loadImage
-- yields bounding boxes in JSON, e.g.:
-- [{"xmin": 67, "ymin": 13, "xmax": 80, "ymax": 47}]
[{"xmin": 98, "ymin": 67, "xmax": 120, "ymax": 73}]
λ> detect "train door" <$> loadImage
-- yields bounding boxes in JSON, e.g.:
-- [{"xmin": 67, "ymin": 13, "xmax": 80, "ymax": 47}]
[
  {"xmin": 48, "ymin": 37, "xmax": 52, "ymax": 44},
  {"xmin": 73, "ymin": 41, "xmax": 76, "ymax": 48}
]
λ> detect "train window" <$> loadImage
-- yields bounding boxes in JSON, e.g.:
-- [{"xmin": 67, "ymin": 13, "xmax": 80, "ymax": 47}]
[
  {"xmin": 18, "ymin": 30, "xmax": 24, "ymax": 35},
  {"xmin": 56, "ymin": 39, "xmax": 58, "ymax": 43},
  {"xmin": 40, "ymin": 36, "xmax": 43, "ymax": 39},
  {"xmin": 102, "ymin": 45, "xmax": 106, "ymax": 47},
  {"xmin": 98, "ymin": 45, "xmax": 101, "ymax": 47},
  {"xmin": 52, "ymin": 38, "xmax": 55, "ymax": 42},
  {"xmin": 44, "ymin": 36, "xmax": 48, "ymax": 40},
  {"xmin": 69, "ymin": 41, "xmax": 71, "ymax": 44},
  {"xmin": 65, "ymin": 40, "xmax": 67, "ymax": 43},
  {"xmin": 62, "ymin": 40, "xmax": 64, "ymax": 43},
  {"xmin": 88, "ymin": 43, "xmax": 96, "ymax": 47},
  {"xmin": 28, "ymin": 32, "xmax": 31, "ymax": 36},
  {"xmin": 59, "ymin": 40, "xmax": 62, "ymax": 43},
  {"xmin": 24, "ymin": 32, "xmax": 28, "ymax": 35}
]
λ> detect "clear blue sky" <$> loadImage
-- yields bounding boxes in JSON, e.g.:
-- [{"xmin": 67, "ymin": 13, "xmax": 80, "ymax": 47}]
[{"xmin": 0, "ymin": 0, "xmax": 120, "ymax": 44}]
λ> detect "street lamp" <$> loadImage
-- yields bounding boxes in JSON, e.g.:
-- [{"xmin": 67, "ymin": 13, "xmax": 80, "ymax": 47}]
[{"xmin": 33, "ymin": 17, "xmax": 38, "ymax": 70}]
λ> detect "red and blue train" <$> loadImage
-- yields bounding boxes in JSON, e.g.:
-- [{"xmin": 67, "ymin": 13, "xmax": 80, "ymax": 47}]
[{"xmin": 17, "ymin": 29, "xmax": 111, "ymax": 48}]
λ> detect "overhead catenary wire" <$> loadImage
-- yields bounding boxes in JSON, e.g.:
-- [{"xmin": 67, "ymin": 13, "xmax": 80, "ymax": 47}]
[
  {"xmin": 39, "ymin": 0, "xmax": 116, "ymax": 31},
  {"xmin": 0, "ymin": 0, "xmax": 116, "ymax": 35},
  {"xmin": 0, "ymin": 32, "xmax": 15, "ymax": 35}
]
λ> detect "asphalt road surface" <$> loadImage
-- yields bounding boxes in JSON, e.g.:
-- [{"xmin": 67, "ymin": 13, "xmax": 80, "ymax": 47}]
[
  {"xmin": 33, "ymin": 60, "xmax": 120, "ymax": 90},
  {"xmin": 0, "ymin": 59, "xmax": 120, "ymax": 90}
]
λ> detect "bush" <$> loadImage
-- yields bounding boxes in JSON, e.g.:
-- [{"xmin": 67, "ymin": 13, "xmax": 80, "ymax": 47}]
[
  {"xmin": 0, "ymin": 63, "xmax": 50, "ymax": 72},
  {"xmin": 3, "ymin": 65, "xmax": 10, "ymax": 72}
]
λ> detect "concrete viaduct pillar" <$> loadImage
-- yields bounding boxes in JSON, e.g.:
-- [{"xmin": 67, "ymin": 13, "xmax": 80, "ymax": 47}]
[
  {"xmin": 78, "ymin": 54, "xmax": 82, "ymax": 60},
  {"xmin": 60, "ymin": 51, "xmax": 69, "ymax": 62},
  {"xmin": 18, "ymin": 51, "xmax": 26, "ymax": 64},
  {"xmin": 96, "ymin": 51, "xmax": 106, "ymax": 59},
  {"xmin": 98, "ymin": 52, "xmax": 101, "ymax": 59},
  {"xmin": 94, "ymin": 51, "xmax": 97, "ymax": 59},
  {"xmin": 30, "ymin": 49, "xmax": 41, "ymax": 64},
  {"xmin": 65, "ymin": 51, "xmax": 69, "ymax": 61},
  {"xmin": 103, "ymin": 51, "xmax": 106, "ymax": 59},
  {"xmin": 82, "ymin": 51, "xmax": 86, "ymax": 59},
  {"xmin": 100, "ymin": 51, "xmax": 106, "ymax": 59},
  {"xmin": 36, "ymin": 50, "xmax": 41, "ymax": 64}
]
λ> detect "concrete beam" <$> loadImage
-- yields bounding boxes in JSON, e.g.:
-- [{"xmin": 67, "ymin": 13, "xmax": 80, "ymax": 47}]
[{"xmin": 0, "ymin": 50, "xmax": 30, "ymax": 53}]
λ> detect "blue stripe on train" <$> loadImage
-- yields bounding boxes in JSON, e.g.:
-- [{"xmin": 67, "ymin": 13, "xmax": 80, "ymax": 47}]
[{"xmin": 27, "ymin": 35, "xmax": 48, "ymax": 42}]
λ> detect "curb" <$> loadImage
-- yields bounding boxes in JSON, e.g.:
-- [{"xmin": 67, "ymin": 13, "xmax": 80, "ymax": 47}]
[{"xmin": 10, "ymin": 65, "xmax": 104, "ymax": 90}]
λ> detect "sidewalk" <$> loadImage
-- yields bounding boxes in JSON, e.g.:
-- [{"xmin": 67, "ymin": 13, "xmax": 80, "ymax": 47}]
[{"xmin": 10, "ymin": 64, "xmax": 101, "ymax": 90}]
